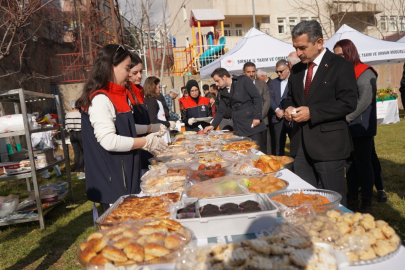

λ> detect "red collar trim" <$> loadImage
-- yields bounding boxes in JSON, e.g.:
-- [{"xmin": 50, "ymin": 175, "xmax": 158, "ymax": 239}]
[{"xmin": 354, "ymin": 63, "xmax": 378, "ymax": 79}]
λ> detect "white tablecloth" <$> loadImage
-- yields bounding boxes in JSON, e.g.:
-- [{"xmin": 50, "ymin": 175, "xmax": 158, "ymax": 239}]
[
  {"xmin": 377, "ymin": 100, "xmax": 400, "ymax": 125},
  {"xmin": 145, "ymin": 169, "xmax": 405, "ymax": 270}
]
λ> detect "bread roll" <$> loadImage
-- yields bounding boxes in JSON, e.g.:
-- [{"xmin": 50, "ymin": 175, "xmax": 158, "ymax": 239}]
[
  {"xmin": 89, "ymin": 254, "xmax": 110, "ymax": 265},
  {"xmin": 110, "ymin": 233, "xmax": 125, "ymax": 241},
  {"xmin": 113, "ymin": 237, "xmax": 134, "ymax": 249},
  {"xmin": 101, "ymin": 246, "xmax": 128, "ymax": 262},
  {"xmin": 79, "ymin": 246, "xmax": 97, "ymax": 262},
  {"xmin": 146, "ymin": 233, "xmax": 166, "ymax": 244},
  {"xmin": 124, "ymin": 243, "xmax": 144, "ymax": 262},
  {"xmin": 123, "ymin": 228, "xmax": 139, "ymax": 238},
  {"xmin": 87, "ymin": 232, "xmax": 104, "ymax": 242},
  {"xmin": 144, "ymin": 243, "xmax": 170, "ymax": 257},
  {"xmin": 94, "ymin": 236, "xmax": 109, "ymax": 252},
  {"xmin": 160, "ymin": 219, "xmax": 182, "ymax": 232},
  {"xmin": 144, "ymin": 254, "xmax": 158, "ymax": 261},
  {"xmin": 106, "ymin": 226, "xmax": 126, "ymax": 236},
  {"xmin": 139, "ymin": 225, "xmax": 169, "ymax": 235},
  {"xmin": 164, "ymin": 233, "xmax": 185, "ymax": 249},
  {"xmin": 114, "ymin": 259, "xmax": 136, "ymax": 266}
]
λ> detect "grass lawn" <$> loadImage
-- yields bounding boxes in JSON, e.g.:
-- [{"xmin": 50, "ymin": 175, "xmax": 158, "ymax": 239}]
[{"xmin": 1, "ymin": 111, "xmax": 405, "ymax": 269}]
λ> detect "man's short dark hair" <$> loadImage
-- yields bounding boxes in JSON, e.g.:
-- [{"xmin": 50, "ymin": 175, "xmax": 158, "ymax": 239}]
[
  {"xmin": 243, "ymin": 62, "xmax": 256, "ymax": 71},
  {"xmin": 291, "ymin": 20, "xmax": 323, "ymax": 44},
  {"xmin": 210, "ymin": 84, "xmax": 218, "ymax": 90},
  {"xmin": 211, "ymin": 68, "xmax": 231, "ymax": 78},
  {"xmin": 181, "ymin": 86, "xmax": 187, "ymax": 93},
  {"xmin": 203, "ymin": 84, "xmax": 209, "ymax": 91},
  {"xmin": 205, "ymin": 92, "xmax": 216, "ymax": 99},
  {"xmin": 276, "ymin": 59, "xmax": 288, "ymax": 68}
]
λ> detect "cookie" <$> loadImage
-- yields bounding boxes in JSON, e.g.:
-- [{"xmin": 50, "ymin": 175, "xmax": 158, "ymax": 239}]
[
  {"xmin": 289, "ymin": 248, "xmax": 318, "ymax": 267},
  {"xmin": 369, "ymin": 228, "xmax": 385, "ymax": 240},
  {"xmin": 373, "ymin": 239, "xmax": 394, "ymax": 257},
  {"xmin": 245, "ymin": 256, "xmax": 273, "ymax": 270},
  {"xmin": 360, "ymin": 218, "xmax": 376, "ymax": 230},
  {"xmin": 359, "ymin": 247, "xmax": 376, "ymax": 261},
  {"xmin": 245, "ymin": 239, "xmax": 271, "ymax": 255},
  {"xmin": 284, "ymin": 237, "xmax": 311, "ymax": 249},
  {"xmin": 381, "ymin": 225, "xmax": 396, "ymax": 239},
  {"xmin": 375, "ymin": 220, "xmax": 388, "ymax": 229}
]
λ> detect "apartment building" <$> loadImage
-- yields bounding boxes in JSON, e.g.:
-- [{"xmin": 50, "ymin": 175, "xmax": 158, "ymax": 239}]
[{"xmin": 168, "ymin": 0, "xmax": 405, "ymax": 47}]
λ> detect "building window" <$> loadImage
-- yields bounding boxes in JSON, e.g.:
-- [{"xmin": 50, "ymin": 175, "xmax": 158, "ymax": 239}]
[
  {"xmin": 235, "ymin": 23, "xmax": 243, "ymax": 36},
  {"xmin": 261, "ymin": 16, "xmax": 270, "ymax": 24},
  {"xmin": 400, "ymin": 16, "xmax": 405, "ymax": 32},
  {"xmin": 289, "ymin": 18, "xmax": 297, "ymax": 32},
  {"xmin": 278, "ymin": 18, "xmax": 286, "ymax": 34},
  {"xmin": 381, "ymin": 16, "xmax": 387, "ymax": 31},
  {"xmin": 224, "ymin": 23, "xmax": 231, "ymax": 36},
  {"xmin": 300, "ymin": 17, "xmax": 308, "ymax": 22},
  {"xmin": 182, "ymin": 5, "xmax": 187, "ymax": 22},
  {"xmin": 390, "ymin": 16, "xmax": 396, "ymax": 31}
]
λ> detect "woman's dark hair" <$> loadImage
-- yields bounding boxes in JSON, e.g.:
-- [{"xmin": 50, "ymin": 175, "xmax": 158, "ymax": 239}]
[
  {"xmin": 76, "ymin": 44, "xmax": 131, "ymax": 109},
  {"xmin": 144, "ymin": 76, "xmax": 160, "ymax": 99},
  {"xmin": 130, "ymin": 51, "xmax": 142, "ymax": 67},
  {"xmin": 333, "ymin": 39, "xmax": 362, "ymax": 67}
]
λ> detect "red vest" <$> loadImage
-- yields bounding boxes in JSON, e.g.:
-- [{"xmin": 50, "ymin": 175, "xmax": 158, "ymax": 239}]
[{"xmin": 354, "ymin": 63, "xmax": 378, "ymax": 80}]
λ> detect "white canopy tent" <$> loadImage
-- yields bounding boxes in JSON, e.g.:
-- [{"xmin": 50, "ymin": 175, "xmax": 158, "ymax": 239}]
[
  {"xmin": 324, "ymin": 24, "xmax": 405, "ymax": 65},
  {"xmin": 199, "ymin": 28, "xmax": 295, "ymax": 79}
]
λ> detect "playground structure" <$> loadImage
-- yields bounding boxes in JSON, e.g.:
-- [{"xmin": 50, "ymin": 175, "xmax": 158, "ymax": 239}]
[{"xmin": 171, "ymin": 9, "xmax": 227, "ymax": 76}]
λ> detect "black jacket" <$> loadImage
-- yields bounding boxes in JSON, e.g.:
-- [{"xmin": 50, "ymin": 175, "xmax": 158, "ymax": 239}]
[
  {"xmin": 212, "ymin": 75, "xmax": 267, "ymax": 136},
  {"xmin": 284, "ymin": 49, "xmax": 357, "ymax": 161}
]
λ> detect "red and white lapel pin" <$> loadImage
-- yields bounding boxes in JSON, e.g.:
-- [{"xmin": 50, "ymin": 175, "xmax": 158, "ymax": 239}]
[{"xmin": 325, "ymin": 64, "xmax": 328, "ymax": 67}]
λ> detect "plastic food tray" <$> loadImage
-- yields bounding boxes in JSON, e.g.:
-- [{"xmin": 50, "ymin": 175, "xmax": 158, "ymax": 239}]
[
  {"xmin": 351, "ymin": 234, "xmax": 402, "ymax": 266},
  {"xmin": 95, "ymin": 192, "xmax": 183, "ymax": 230},
  {"xmin": 172, "ymin": 193, "xmax": 278, "ymax": 238},
  {"xmin": 267, "ymin": 189, "xmax": 342, "ymax": 214},
  {"xmin": 251, "ymin": 156, "xmax": 294, "ymax": 172},
  {"xmin": 77, "ymin": 220, "xmax": 194, "ymax": 269}
]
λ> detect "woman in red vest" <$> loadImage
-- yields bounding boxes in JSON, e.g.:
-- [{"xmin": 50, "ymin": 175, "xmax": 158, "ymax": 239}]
[
  {"xmin": 181, "ymin": 80, "xmax": 212, "ymax": 131},
  {"xmin": 76, "ymin": 44, "xmax": 167, "ymax": 214},
  {"xmin": 334, "ymin": 39, "xmax": 385, "ymax": 213}
]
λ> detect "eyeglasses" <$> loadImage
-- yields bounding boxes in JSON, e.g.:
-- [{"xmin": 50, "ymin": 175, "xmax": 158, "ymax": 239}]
[{"xmin": 276, "ymin": 68, "xmax": 287, "ymax": 74}]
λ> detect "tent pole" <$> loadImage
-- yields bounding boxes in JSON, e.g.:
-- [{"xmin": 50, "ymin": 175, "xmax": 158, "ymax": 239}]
[{"xmin": 252, "ymin": 0, "xmax": 256, "ymax": 29}]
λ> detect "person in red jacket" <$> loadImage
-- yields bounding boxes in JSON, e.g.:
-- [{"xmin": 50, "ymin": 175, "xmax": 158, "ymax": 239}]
[
  {"xmin": 181, "ymin": 80, "xmax": 212, "ymax": 131},
  {"xmin": 178, "ymin": 86, "xmax": 188, "ymax": 111}
]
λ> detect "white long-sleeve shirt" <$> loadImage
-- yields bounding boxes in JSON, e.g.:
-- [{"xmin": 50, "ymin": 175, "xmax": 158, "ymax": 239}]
[{"xmin": 88, "ymin": 95, "xmax": 134, "ymax": 152}]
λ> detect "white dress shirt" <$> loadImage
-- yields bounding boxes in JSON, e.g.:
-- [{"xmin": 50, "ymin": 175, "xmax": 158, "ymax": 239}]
[
  {"xmin": 275, "ymin": 78, "xmax": 289, "ymax": 112},
  {"xmin": 303, "ymin": 48, "xmax": 326, "ymax": 87}
]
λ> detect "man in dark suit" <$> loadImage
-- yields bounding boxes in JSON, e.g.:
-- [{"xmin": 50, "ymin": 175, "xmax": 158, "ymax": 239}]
[
  {"xmin": 284, "ymin": 20, "xmax": 357, "ymax": 206},
  {"xmin": 205, "ymin": 68, "xmax": 267, "ymax": 152},
  {"xmin": 269, "ymin": 59, "xmax": 292, "ymax": 156},
  {"xmin": 257, "ymin": 68, "xmax": 272, "ymax": 89},
  {"xmin": 399, "ymin": 63, "xmax": 405, "ymax": 110},
  {"xmin": 243, "ymin": 62, "xmax": 271, "ymax": 154}
]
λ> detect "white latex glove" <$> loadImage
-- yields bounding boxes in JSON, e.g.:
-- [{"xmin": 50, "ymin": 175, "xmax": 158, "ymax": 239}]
[
  {"xmin": 188, "ymin": 118, "xmax": 197, "ymax": 125},
  {"xmin": 149, "ymin": 123, "xmax": 167, "ymax": 137},
  {"xmin": 169, "ymin": 121, "xmax": 176, "ymax": 130},
  {"xmin": 142, "ymin": 132, "xmax": 168, "ymax": 155}
]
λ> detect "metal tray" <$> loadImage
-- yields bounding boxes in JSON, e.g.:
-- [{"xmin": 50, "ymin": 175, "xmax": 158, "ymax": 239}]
[
  {"xmin": 351, "ymin": 235, "xmax": 402, "ymax": 266},
  {"xmin": 95, "ymin": 191, "xmax": 183, "ymax": 230}
]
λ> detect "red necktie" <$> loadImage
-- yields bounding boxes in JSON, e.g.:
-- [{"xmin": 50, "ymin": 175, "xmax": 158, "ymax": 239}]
[{"xmin": 304, "ymin": 62, "xmax": 316, "ymax": 99}]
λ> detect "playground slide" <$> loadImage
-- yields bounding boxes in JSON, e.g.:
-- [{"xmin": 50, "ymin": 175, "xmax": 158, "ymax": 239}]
[{"xmin": 199, "ymin": 36, "xmax": 226, "ymax": 67}]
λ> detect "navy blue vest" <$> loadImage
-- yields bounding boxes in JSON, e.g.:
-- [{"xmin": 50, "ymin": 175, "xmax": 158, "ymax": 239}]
[{"xmin": 81, "ymin": 85, "xmax": 141, "ymax": 204}]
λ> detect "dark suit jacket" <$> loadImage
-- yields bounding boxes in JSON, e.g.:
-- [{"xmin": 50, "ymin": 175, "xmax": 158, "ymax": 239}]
[
  {"xmin": 269, "ymin": 77, "xmax": 289, "ymax": 124},
  {"xmin": 212, "ymin": 75, "xmax": 267, "ymax": 136},
  {"xmin": 283, "ymin": 49, "xmax": 357, "ymax": 161},
  {"xmin": 254, "ymin": 79, "xmax": 271, "ymax": 125},
  {"xmin": 266, "ymin": 77, "xmax": 272, "ymax": 89}
]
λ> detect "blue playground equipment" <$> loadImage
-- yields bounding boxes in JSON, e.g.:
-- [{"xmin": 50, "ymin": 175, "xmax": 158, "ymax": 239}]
[{"xmin": 199, "ymin": 36, "xmax": 226, "ymax": 67}]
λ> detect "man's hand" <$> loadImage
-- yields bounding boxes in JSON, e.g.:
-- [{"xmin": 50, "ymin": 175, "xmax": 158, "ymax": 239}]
[
  {"xmin": 276, "ymin": 109, "xmax": 284, "ymax": 119},
  {"xmin": 204, "ymin": 126, "xmax": 214, "ymax": 133},
  {"xmin": 252, "ymin": 119, "xmax": 260, "ymax": 128},
  {"xmin": 284, "ymin": 107, "xmax": 295, "ymax": 121},
  {"xmin": 292, "ymin": 106, "xmax": 310, "ymax": 122}
]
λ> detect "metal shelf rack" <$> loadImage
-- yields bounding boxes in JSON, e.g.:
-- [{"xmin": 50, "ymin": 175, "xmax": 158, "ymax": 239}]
[{"xmin": 0, "ymin": 88, "xmax": 74, "ymax": 229}]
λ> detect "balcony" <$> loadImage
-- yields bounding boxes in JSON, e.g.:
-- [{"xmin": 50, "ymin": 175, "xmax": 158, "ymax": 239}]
[{"xmin": 331, "ymin": 1, "xmax": 382, "ymax": 17}]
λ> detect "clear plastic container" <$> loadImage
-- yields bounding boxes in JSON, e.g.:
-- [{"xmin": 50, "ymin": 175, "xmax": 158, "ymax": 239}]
[{"xmin": 28, "ymin": 186, "xmax": 56, "ymax": 200}]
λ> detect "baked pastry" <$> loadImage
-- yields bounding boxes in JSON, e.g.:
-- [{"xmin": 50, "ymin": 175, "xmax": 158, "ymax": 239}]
[
  {"xmin": 146, "ymin": 233, "xmax": 166, "ymax": 244},
  {"xmin": 89, "ymin": 254, "xmax": 111, "ymax": 265},
  {"xmin": 101, "ymin": 246, "xmax": 128, "ymax": 262},
  {"xmin": 94, "ymin": 236, "xmax": 109, "ymax": 252},
  {"xmin": 165, "ymin": 233, "xmax": 185, "ymax": 249},
  {"xmin": 112, "ymin": 237, "xmax": 133, "ymax": 249},
  {"xmin": 138, "ymin": 225, "xmax": 168, "ymax": 235},
  {"xmin": 79, "ymin": 246, "xmax": 97, "ymax": 262},
  {"xmin": 123, "ymin": 228, "xmax": 139, "ymax": 238},
  {"xmin": 124, "ymin": 243, "xmax": 144, "ymax": 262},
  {"xmin": 87, "ymin": 232, "xmax": 104, "ymax": 242},
  {"xmin": 144, "ymin": 243, "xmax": 170, "ymax": 257}
]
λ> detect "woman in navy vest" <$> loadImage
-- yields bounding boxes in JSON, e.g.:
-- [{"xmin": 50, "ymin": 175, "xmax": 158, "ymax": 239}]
[
  {"xmin": 76, "ymin": 44, "xmax": 168, "ymax": 213},
  {"xmin": 181, "ymin": 80, "xmax": 212, "ymax": 131},
  {"xmin": 334, "ymin": 40, "xmax": 384, "ymax": 213}
]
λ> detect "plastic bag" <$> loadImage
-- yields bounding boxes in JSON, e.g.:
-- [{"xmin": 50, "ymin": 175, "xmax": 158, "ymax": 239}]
[
  {"xmin": 226, "ymin": 158, "xmax": 264, "ymax": 176},
  {"xmin": 140, "ymin": 165, "xmax": 168, "ymax": 181},
  {"xmin": 0, "ymin": 114, "xmax": 25, "ymax": 133},
  {"xmin": 140, "ymin": 173, "xmax": 188, "ymax": 193},
  {"xmin": 186, "ymin": 175, "xmax": 248, "ymax": 198}
]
